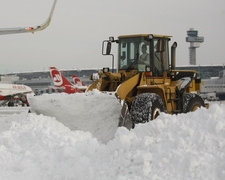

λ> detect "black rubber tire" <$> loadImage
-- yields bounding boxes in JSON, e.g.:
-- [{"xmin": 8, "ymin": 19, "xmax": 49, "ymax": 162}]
[
  {"xmin": 183, "ymin": 93, "xmax": 205, "ymax": 113},
  {"xmin": 130, "ymin": 93, "xmax": 165, "ymax": 124},
  {"xmin": 8, "ymin": 101, "xmax": 14, "ymax": 107}
]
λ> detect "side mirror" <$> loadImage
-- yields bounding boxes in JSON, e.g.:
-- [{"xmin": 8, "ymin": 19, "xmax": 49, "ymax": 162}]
[
  {"xmin": 106, "ymin": 42, "xmax": 112, "ymax": 55},
  {"xmin": 102, "ymin": 40, "xmax": 115, "ymax": 72},
  {"xmin": 102, "ymin": 40, "xmax": 112, "ymax": 55}
]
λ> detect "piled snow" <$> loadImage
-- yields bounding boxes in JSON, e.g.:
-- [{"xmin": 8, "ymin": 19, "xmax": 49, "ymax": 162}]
[
  {"xmin": 0, "ymin": 93, "xmax": 225, "ymax": 179},
  {"xmin": 28, "ymin": 90, "xmax": 121, "ymax": 143}
]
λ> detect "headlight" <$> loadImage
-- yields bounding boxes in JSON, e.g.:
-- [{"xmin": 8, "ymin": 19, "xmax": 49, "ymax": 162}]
[
  {"xmin": 148, "ymin": 34, "xmax": 153, "ymax": 40},
  {"xmin": 109, "ymin": 36, "xmax": 114, "ymax": 42},
  {"xmin": 91, "ymin": 73, "xmax": 99, "ymax": 80},
  {"xmin": 103, "ymin": 67, "xmax": 110, "ymax": 73},
  {"xmin": 145, "ymin": 66, "xmax": 151, "ymax": 72}
]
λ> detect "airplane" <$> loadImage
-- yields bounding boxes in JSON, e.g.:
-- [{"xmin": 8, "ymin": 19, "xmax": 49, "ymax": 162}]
[
  {"xmin": 0, "ymin": 0, "xmax": 57, "ymax": 106},
  {"xmin": 0, "ymin": 84, "xmax": 33, "ymax": 106},
  {"xmin": 49, "ymin": 67, "xmax": 86, "ymax": 94},
  {"xmin": 33, "ymin": 74, "xmax": 88, "ymax": 95},
  {"xmin": 0, "ymin": 0, "xmax": 57, "ymax": 35},
  {"xmin": 72, "ymin": 75, "xmax": 87, "ymax": 90}
]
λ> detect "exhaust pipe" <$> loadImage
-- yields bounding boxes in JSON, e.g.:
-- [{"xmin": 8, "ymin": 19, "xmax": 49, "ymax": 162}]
[{"xmin": 171, "ymin": 42, "xmax": 177, "ymax": 70}]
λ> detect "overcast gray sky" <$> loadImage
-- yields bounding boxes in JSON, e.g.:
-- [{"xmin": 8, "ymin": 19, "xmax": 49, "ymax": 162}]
[{"xmin": 0, "ymin": 0, "xmax": 224, "ymax": 74}]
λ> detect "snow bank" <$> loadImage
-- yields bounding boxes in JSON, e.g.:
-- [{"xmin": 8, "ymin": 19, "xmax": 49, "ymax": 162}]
[
  {"xmin": 28, "ymin": 90, "xmax": 121, "ymax": 143},
  {"xmin": 0, "ymin": 98, "xmax": 224, "ymax": 179}
]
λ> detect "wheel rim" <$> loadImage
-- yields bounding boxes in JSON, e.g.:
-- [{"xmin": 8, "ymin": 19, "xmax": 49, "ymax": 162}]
[
  {"xmin": 192, "ymin": 104, "xmax": 200, "ymax": 112},
  {"xmin": 152, "ymin": 108, "xmax": 161, "ymax": 119}
]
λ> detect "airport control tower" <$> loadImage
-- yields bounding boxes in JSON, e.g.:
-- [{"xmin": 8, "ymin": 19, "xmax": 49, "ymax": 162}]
[{"xmin": 186, "ymin": 28, "xmax": 204, "ymax": 65}]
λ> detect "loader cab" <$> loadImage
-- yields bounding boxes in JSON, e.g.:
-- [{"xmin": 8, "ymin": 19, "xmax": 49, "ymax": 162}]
[{"xmin": 118, "ymin": 34, "xmax": 170, "ymax": 76}]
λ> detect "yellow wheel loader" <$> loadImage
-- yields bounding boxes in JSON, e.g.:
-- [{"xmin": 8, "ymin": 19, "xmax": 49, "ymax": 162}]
[{"xmin": 87, "ymin": 34, "xmax": 208, "ymax": 129}]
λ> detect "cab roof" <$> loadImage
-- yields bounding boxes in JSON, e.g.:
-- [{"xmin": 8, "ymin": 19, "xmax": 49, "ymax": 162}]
[{"xmin": 118, "ymin": 34, "xmax": 172, "ymax": 39}]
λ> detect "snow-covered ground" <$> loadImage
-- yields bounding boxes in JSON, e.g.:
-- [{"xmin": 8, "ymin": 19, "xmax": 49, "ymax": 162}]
[
  {"xmin": 0, "ymin": 92, "xmax": 225, "ymax": 180},
  {"xmin": 0, "ymin": 107, "xmax": 30, "ymax": 117}
]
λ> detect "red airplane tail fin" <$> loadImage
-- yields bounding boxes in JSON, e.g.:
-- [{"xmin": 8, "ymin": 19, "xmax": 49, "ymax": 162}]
[
  {"xmin": 72, "ymin": 75, "xmax": 86, "ymax": 86},
  {"xmin": 49, "ymin": 67, "xmax": 73, "ymax": 88},
  {"xmin": 49, "ymin": 67, "xmax": 83, "ymax": 93}
]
